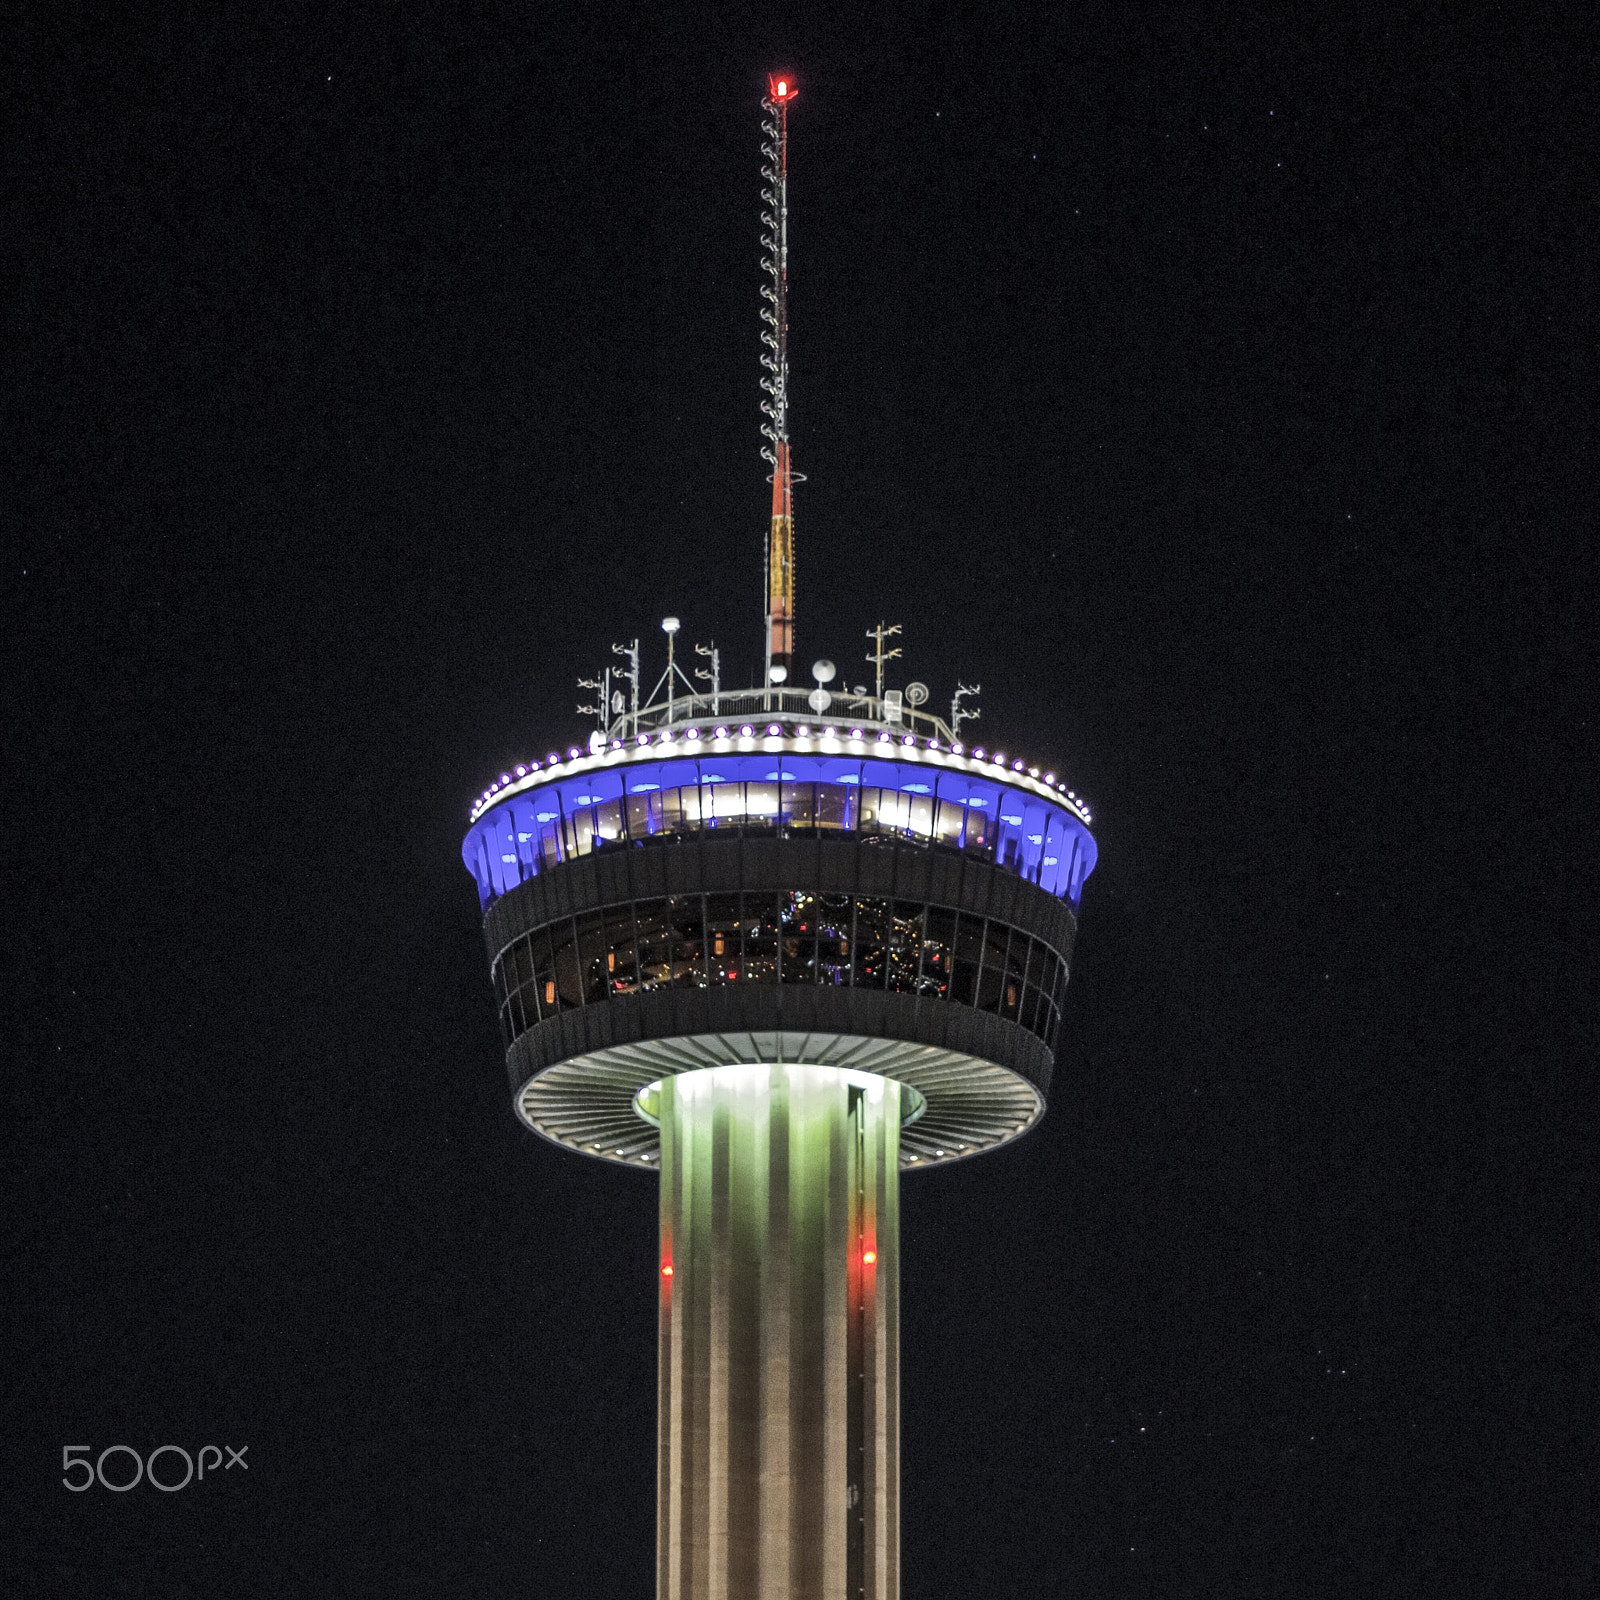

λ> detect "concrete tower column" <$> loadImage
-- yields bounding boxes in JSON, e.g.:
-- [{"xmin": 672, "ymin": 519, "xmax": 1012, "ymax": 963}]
[{"xmin": 649, "ymin": 1064, "xmax": 904, "ymax": 1600}]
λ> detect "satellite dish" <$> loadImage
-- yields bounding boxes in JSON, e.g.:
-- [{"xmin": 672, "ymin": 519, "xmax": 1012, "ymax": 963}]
[
  {"xmin": 808, "ymin": 688, "xmax": 832, "ymax": 713},
  {"xmin": 812, "ymin": 658, "xmax": 836, "ymax": 685},
  {"xmin": 769, "ymin": 664, "xmax": 788, "ymax": 684},
  {"xmin": 905, "ymin": 681, "xmax": 929, "ymax": 707}
]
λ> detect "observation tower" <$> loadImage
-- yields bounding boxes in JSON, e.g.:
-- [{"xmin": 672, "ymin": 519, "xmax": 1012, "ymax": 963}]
[{"xmin": 461, "ymin": 75, "xmax": 1097, "ymax": 1600}]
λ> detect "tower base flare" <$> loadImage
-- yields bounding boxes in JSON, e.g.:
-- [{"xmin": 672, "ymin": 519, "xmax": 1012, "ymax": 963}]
[{"xmin": 647, "ymin": 1064, "xmax": 903, "ymax": 1600}]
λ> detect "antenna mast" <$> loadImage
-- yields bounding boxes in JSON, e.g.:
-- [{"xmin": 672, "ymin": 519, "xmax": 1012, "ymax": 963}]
[{"xmin": 760, "ymin": 75, "xmax": 798, "ymax": 687}]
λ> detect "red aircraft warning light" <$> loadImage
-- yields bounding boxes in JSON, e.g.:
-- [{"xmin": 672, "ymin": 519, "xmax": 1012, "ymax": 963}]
[{"xmin": 769, "ymin": 74, "xmax": 795, "ymax": 102}]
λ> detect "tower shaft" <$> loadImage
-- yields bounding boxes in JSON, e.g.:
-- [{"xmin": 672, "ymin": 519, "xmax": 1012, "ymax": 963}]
[{"xmin": 655, "ymin": 1064, "xmax": 902, "ymax": 1600}]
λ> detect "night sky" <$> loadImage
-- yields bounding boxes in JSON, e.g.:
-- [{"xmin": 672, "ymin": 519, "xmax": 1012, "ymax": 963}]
[{"xmin": 6, "ymin": 5, "xmax": 1591, "ymax": 1596}]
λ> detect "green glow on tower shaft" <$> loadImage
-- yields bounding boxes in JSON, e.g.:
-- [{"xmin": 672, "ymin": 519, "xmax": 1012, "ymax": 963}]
[{"xmin": 643, "ymin": 1064, "xmax": 910, "ymax": 1600}]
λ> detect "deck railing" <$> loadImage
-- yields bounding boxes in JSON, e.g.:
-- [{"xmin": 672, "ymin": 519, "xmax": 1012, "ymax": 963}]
[{"xmin": 602, "ymin": 686, "xmax": 957, "ymax": 746}]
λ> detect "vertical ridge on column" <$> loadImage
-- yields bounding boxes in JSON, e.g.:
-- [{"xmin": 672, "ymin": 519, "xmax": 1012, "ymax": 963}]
[{"xmin": 655, "ymin": 1065, "xmax": 902, "ymax": 1600}]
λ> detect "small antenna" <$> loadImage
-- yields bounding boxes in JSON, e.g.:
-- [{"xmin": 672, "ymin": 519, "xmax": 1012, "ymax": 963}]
[
  {"xmin": 577, "ymin": 666, "xmax": 612, "ymax": 733},
  {"xmin": 951, "ymin": 683, "xmax": 981, "ymax": 741},
  {"xmin": 866, "ymin": 622, "xmax": 902, "ymax": 700},
  {"xmin": 695, "ymin": 642, "xmax": 721, "ymax": 716},
  {"xmin": 612, "ymin": 638, "xmax": 641, "ymax": 737}
]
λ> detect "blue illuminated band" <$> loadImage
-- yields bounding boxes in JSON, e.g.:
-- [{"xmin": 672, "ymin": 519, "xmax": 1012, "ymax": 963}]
[{"xmin": 463, "ymin": 751, "xmax": 1098, "ymax": 911}]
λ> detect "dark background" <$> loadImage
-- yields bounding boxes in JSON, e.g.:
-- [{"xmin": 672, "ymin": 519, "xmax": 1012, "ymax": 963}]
[{"xmin": 5, "ymin": 3, "xmax": 1592, "ymax": 1595}]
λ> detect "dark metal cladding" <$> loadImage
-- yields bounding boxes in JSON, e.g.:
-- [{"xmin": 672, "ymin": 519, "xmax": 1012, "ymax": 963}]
[
  {"xmin": 482, "ymin": 834, "xmax": 1077, "ymax": 1108},
  {"xmin": 484, "ymin": 835, "xmax": 1077, "ymax": 971}
]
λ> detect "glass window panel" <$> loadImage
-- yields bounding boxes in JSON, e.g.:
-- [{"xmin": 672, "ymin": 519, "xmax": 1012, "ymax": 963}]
[
  {"xmin": 487, "ymin": 811, "xmax": 515, "ymax": 896},
  {"xmin": 815, "ymin": 782, "xmax": 851, "ymax": 830},
  {"xmin": 991, "ymin": 788, "xmax": 1027, "ymax": 871},
  {"xmin": 854, "ymin": 897, "xmax": 889, "ymax": 990},
  {"xmin": 887, "ymin": 901, "xmax": 925, "ymax": 993},
  {"xmin": 1033, "ymin": 989, "xmax": 1054, "ymax": 1043},
  {"xmin": 668, "ymin": 895, "xmax": 706, "ymax": 987},
  {"xmin": 1041, "ymin": 952, "xmax": 1061, "ymax": 1012},
  {"xmin": 606, "ymin": 903, "xmax": 639, "ymax": 995},
  {"xmin": 636, "ymin": 899, "xmax": 670, "ymax": 990},
  {"xmin": 533, "ymin": 928, "xmax": 556, "ymax": 1016},
  {"xmin": 921, "ymin": 905, "xmax": 955, "ymax": 997},
  {"xmin": 877, "ymin": 789, "xmax": 910, "ymax": 833},
  {"xmin": 660, "ymin": 788, "xmax": 684, "ymax": 831},
  {"xmin": 561, "ymin": 772, "xmax": 624, "ymax": 811},
  {"xmin": 593, "ymin": 798, "xmax": 625, "ymax": 849},
  {"xmin": 742, "ymin": 891, "xmax": 779, "ymax": 984},
  {"xmin": 575, "ymin": 806, "xmax": 602, "ymax": 859},
  {"xmin": 678, "ymin": 785, "xmax": 704, "ymax": 824},
  {"xmin": 907, "ymin": 792, "xmax": 934, "ymax": 838},
  {"xmin": 578, "ymin": 910, "xmax": 607, "ymax": 1004},
  {"xmin": 1037, "ymin": 811, "xmax": 1068, "ymax": 896},
  {"xmin": 816, "ymin": 893, "xmax": 852, "ymax": 986},
  {"xmin": 1051, "ymin": 954, "xmax": 1069, "ymax": 1016},
  {"xmin": 1001, "ymin": 935, "xmax": 1029, "ymax": 1020},
  {"xmin": 540, "ymin": 823, "xmax": 562, "ymax": 865},
  {"xmin": 713, "ymin": 782, "xmax": 746, "ymax": 822},
  {"xmin": 963, "ymin": 805, "xmax": 991, "ymax": 852},
  {"xmin": 1019, "ymin": 980, "xmax": 1041, "ymax": 1036},
  {"xmin": 1017, "ymin": 801, "xmax": 1050, "ymax": 882},
  {"xmin": 951, "ymin": 912, "xmax": 983, "ymax": 1006},
  {"xmin": 1020, "ymin": 938, "xmax": 1043, "ymax": 993},
  {"xmin": 626, "ymin": 793, "xmax": 653, "ymax": 838},
  {"xmin": 858, "ymin": 788, "xmax": 883, "ymax": 832},
  {"xmin": 781, "ymin": 891, "xmax": 818, "ymax": 984},
  {"xmin": 651, "ymin": 758, "xmax": 704, "ymax": 792},
  {"xmin": 745, "ymin": 782, "xmax": 779, "ymax": 822},
  {"xmin": 933, "ymin": 797, "xmax": 965, "ymax": 846},
  {"xmin": 977, "ymin": 919, "xmax": 1010, "ymax": 1013},
  {"xmin": 705, "ymin": 893, "xmax": 742, "ymax": 984},
  {"xmin": 552, "ymin": 919, "xmax": 583, "ymax": 1010},
  {"xmin": 782, "ymin": 782, "xmax": 816, "ymax": 828}
]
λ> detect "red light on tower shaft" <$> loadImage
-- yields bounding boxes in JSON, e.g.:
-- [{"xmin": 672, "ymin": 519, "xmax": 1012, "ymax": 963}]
[
  {"xmin": 863, "ymin": 1250, "xmax": 876, "ymax": 1265},
  {"xmin": 662, "ymin": 1263, "xmax": 673, "ymax": 1277},
  {"xmin": 769, "ymin": 73, "xmax": 795, "ymax": 101}
]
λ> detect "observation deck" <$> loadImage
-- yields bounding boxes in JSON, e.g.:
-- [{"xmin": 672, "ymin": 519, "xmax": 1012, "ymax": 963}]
[{"xmin": 463, "ymin": 686, "xmax": 1097, "ymax": 1173}]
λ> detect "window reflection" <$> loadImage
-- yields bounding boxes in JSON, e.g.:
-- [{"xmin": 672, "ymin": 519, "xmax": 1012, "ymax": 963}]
[
  {"xmin": 706, "ymin": 892, "xmax": 741, "ymax": 983},
  {"xmin": 781, "ymin": 892, "xmax": 817, "ymax": 984},
  {"xmin": 816, "ymin": 893, "xmax": 852, "ymax": 986},
  {"xmin": 887, "ymin": 902, "xmax": 924, "ymax": 993},
  {"xmin": 494, "ymin": 894, "xmax": 1068, "ymax": 1058},
  {"xmin": 470, "ymin": 763, "xmax": 1091, "ymax": 913}
]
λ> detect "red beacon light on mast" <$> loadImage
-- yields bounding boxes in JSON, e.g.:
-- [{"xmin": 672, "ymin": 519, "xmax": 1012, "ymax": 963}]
[{"xmin": 769, "ymin": 74, "xmax": 795, "ymax": 102}]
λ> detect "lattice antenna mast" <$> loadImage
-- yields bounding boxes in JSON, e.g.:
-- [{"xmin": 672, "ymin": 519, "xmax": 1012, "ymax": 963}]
[{"xmin": 760, "ymin": 75, "xmax": 799, "ymax": 689}]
